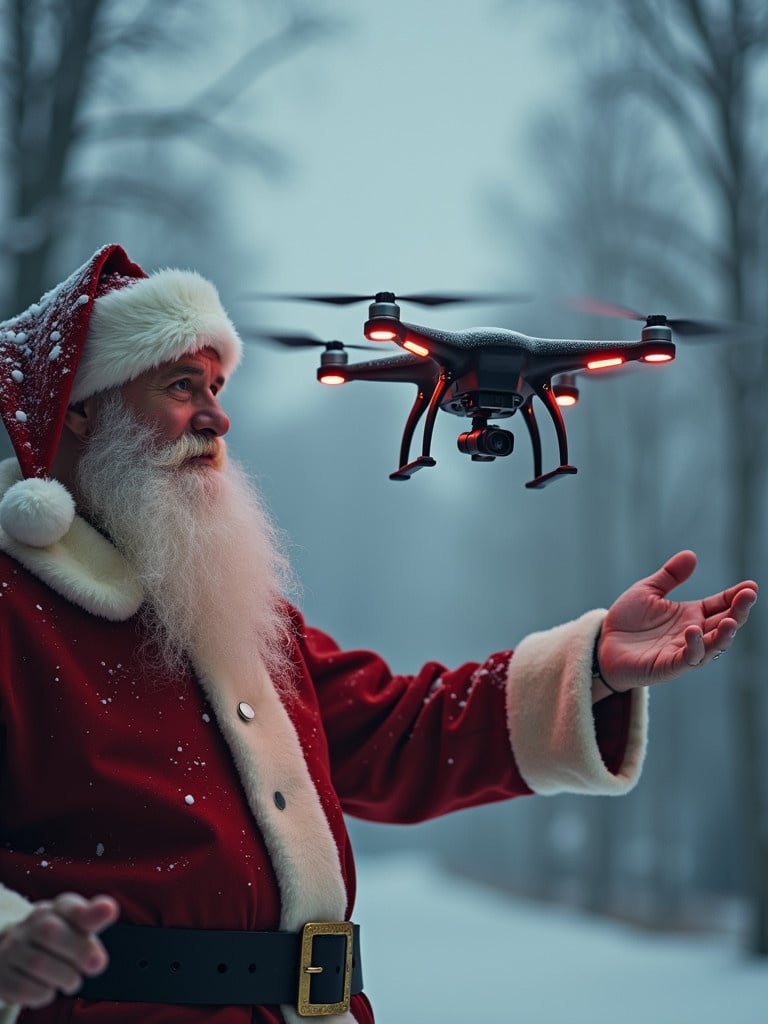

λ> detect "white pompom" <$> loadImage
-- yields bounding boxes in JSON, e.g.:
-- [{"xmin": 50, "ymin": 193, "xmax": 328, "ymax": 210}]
[{"xmin": 0, "ymin": 477, "xmax": 76, "ymax": 547}]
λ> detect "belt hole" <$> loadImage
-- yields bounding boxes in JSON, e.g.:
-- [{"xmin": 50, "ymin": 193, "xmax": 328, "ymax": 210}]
[
  {"xmin": 217, "ymin": 963, "xmax": 228, "ymax": 974},
  {"xmin": 248, "ymin": 963, "xmax": 257, "ymax": 974},
  {"xmin": 170, "ymin": 961, "xmax": 182, "ymax": 973},
  {"xmin": 137, "ymin": 959, "xmax": 149, "ymax": 970}
]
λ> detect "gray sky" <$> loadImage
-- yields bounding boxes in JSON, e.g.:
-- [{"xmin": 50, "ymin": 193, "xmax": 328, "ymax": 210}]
[{"xmin": 231, "ymin": 1, "xmax": 564, "ymax": 300}]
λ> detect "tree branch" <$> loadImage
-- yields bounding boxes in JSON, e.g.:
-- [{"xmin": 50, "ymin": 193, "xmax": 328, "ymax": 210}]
[
  {"xmin": 79, "ymin": 8, "xmax": 334, "ymax": 146},
  {"xmin": 594, "ymin": 68, "xmax": 731, "ymax": 196},
  {"xmin": 63, "ymin": 173, "xmax": 202, "ymax": 224}
]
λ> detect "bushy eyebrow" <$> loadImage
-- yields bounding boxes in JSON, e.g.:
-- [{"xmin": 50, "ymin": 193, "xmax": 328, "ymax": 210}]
[{"xmin": 160, "ymin": 363, "xmax": 226, "ymax": 388}]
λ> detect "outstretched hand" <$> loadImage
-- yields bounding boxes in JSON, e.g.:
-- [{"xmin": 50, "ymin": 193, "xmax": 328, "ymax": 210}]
[{"xmin": 596, "ymin": 550, "xmax": 758, "ymax": 695}]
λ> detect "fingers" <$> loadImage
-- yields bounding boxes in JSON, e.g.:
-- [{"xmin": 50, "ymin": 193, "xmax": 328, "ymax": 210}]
[
  {"xmin": 0, "ymin": 894, "xmax": 118, "ymax": 1009},
  {"xmin": 701, "ymin": 580, "xmax": 759, "ymax": 620},
  {"xmin": 683, "ymin": 624, "xmax": 707, "ymax": 667},
  {"xmin": 57, "ymin": 893, "xmax": 119, "ymax": 942},
  {"xmin": 684, "ymin": 618, "xmax": 740, "ymax": 667}
]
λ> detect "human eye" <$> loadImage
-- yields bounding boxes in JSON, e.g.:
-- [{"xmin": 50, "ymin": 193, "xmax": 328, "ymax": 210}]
[{"xmin": 169, "ymin": 377, "xmax": 192, "ymax": 395}]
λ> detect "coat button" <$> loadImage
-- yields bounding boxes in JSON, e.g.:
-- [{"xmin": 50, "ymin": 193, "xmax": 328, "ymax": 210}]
[{"xmin": 237, "ymin": 701, "xmax": 255, "ymax": 722}]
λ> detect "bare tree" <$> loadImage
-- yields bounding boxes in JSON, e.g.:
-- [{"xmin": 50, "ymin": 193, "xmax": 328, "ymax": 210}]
[
  {"xmin": 486, "ymin": 83, "xmax": 704, "ymax": 922},
  {"xmin": 507, "ymin": 0, "xmax": 768, "ymax": 951},
  {"xmin": 591, "ymin": 0, "xmax": 768, "ymax": 958},
  {"xmin": 0, "ymin": 0, "xmax": 332, "ymax": 316}
]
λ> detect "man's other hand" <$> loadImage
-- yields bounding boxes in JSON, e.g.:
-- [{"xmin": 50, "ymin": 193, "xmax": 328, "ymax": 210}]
[{"xmin": 0, "ymin": 893, "xmax": 118, "ymax": 1008}]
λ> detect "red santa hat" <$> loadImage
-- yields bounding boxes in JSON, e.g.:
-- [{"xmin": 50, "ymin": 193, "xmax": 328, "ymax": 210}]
[{"xmin": 0, "ymin": 243, "xmax": 242, "ymax": 548}]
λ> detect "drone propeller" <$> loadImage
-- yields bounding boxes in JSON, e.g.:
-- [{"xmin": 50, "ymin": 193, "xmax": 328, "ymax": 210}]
[
  {"xmin": 249, "ymin": 290, "xmax": 530, "ymax": 308},
  {"xmin": 569, "ymin": 297, "xmax": 748, "ymax": 338},
  {"xmin": 240, "ymin": 329, "xmax": 378, "ymax": 351}
]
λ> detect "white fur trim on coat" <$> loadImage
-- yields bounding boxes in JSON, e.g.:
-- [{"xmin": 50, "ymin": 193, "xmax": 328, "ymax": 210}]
[
  {"xmin": 71, "ymin": 269, "xmax": 242, "ymax": 402},
  {"xmin": 190, "ymin": 651, "xmax": 356, "ymax": 1024},
  {"xmin": 506, "ymin": 608, "xmax": 648, "ymax": 795}
]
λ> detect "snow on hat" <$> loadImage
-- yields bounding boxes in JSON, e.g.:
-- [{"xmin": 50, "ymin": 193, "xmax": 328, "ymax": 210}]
[{"xmin": 0, "ymin": 243, "xmax": 242, "ymax": 548}]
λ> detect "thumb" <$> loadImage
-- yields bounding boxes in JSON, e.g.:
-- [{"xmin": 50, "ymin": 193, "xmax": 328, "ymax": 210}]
[{"xmin": 646, "ymin": 550, "xmax": 697, "ymax": 597}]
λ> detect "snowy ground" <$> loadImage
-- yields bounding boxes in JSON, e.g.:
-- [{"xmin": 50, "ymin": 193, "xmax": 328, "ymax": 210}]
[{"xmin": 354, "ymin": 854, "xmax": 767, "ymax": 1024}]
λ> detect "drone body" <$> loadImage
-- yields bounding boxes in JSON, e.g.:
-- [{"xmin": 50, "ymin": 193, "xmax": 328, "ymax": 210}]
[
  {"xmin": 248, "ymin": 290, "xmax": 712, "ymax": 487},
  {"xmin": 314, "ymin": 294, "xmax": 676, "ymax": 487}
]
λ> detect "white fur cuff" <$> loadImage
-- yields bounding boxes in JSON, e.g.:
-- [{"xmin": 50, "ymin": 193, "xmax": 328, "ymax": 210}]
[{"xmin": 506, "ymin": 609, "xmax": 648, "ymax": 795}]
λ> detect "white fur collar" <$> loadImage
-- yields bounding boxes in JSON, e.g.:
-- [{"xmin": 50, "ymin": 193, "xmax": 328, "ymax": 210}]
[{"xmin": 0, "ymin": 459, "xmax": 143, "ymax": 620}]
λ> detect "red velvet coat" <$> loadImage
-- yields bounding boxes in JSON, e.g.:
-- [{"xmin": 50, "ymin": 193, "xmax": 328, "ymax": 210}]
[{"xmin": 0, "ymin": 461, "xmax": 648, "ymax": 1024}]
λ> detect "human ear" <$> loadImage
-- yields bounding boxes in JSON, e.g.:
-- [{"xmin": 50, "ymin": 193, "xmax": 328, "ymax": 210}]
[{"xmin": 63, "ymin": 398, "xmax": 96, "ymax": 440}]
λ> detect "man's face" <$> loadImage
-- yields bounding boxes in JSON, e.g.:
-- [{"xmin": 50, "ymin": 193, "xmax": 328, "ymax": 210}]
[{"xmin": 117, "ymin": 347, "xmax": 230, "ymax": 456}]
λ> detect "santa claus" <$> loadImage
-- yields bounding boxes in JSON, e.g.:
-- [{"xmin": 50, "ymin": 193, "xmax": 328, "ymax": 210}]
[{"xmin": 0, "ymin": 245, "xmax": 757, "ymax": 1023}]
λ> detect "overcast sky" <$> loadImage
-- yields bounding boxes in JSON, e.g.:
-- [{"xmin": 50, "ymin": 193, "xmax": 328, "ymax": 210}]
[{"xmin": 229, "ymin": 1, "xmax": 565, "ymax": 301}]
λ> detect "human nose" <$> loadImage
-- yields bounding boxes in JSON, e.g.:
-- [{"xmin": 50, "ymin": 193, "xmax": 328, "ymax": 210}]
[{"xmin": 192, "ymin": 396, "xmax": 230, "ymax": 437}]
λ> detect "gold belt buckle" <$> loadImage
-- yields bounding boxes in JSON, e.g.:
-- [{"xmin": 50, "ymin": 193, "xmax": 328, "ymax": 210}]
[{"xmin": 297, "ymin": 921, "xmax": 354, "ymax": 1016}]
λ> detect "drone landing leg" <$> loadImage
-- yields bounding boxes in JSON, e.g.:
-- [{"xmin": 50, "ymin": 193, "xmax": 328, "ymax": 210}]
[
  {"xmin": 524, "ymin": 385, "xmax": 578, "ymax": 489},
  {"xmin": 389, "ymin": 389, "xmax": 430, "ymax": 481},
  {"xmin": 521, "ymin": 398, "xmax": 544, "ymax": 482},
  {"xmin": 389, "ymin": 376, "xmax": 450, "ymax": 481}
]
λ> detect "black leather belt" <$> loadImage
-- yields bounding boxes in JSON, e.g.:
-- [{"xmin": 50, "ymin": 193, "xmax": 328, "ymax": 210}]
[{"xmin": 79, "ymin": 921, "xmax": 363, "ymax": 1017}]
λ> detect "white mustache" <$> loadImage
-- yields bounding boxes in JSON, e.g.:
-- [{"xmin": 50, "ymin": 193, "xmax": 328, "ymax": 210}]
[{"xmin": 152, "ymin": 434, "xmax": 223, "ymax": 469}]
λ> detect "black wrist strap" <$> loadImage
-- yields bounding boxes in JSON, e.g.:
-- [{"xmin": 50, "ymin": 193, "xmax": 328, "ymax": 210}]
[{"xmin": 591, "ymin": 630, "xmax": 621, "ymax": 695}]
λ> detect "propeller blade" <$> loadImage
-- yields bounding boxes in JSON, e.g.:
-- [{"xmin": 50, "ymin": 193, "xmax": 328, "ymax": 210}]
[
  {"xmin": 397, "ymin": 291, "xmax": 530, "ymax": 307},
  {"xmin": 248, "ymin": 293, "xmax": 374, "ymax": 306},
  {"xmin": 240, "ymin": 329, "xmax": 377, "ymax": 351},
  {"xmin": 248, "ymin": 291, "xmax": 530, "ymax": 307},
  {"xmin": 568, "ymin": 297, "xmax": 645, "ymax": 321},
  {"xmin": 570, "ymin": 297, "xmax": 758, "ymax": 340},
  {"xmin": 666, "ymin": 318, "xmax": 739, "ymax": 338}
]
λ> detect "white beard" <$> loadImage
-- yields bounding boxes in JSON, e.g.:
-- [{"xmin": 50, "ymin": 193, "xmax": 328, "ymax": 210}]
[{"xmin": 75, "ymin": 393, "xmax": 298, "ymax": 690}]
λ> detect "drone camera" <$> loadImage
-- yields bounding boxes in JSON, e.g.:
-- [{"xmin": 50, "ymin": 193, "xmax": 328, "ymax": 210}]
[{"xmin": 457, "ymin": 425, "xmax": 514, "ymax": 458}]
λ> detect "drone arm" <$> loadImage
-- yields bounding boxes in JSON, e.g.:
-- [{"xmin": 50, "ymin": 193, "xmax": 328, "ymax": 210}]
[{"xmin": 339, "ymin": 354, "xmax": 437, "ymax": 384}]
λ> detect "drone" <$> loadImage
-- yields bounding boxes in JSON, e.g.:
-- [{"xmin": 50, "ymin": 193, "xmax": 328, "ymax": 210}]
[{"xmin": 250, "ymin": 292, "xmax": 727, "ymax": 488}]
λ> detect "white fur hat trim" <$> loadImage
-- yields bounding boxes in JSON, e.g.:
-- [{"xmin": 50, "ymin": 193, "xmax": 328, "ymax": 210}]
[
  {"xmin": 70, "ymin": 269, "xmax": 242, "ymax": 402},
  {"xmin": 0, "ymin": 477, "xmax": 75, "ymax": 547}
]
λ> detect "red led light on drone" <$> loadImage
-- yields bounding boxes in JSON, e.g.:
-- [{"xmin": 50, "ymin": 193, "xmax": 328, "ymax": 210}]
[
  {"xmin": 368, "ymin": 328, "xmax": 398, "ymax": 341},
  {"xmin": 319, "ymin": 373, "xmax": 346, "ymax": 385},
  {"xmin": 403, "ymin": 339, "xmax": 430, "ymax": 358},
  {"xmin": 642, "ymin": 351, "xmax": 674, "ymax": 363},
  {"xmin": 586, "ymin": 356, "xmax": 625, "ymax": 371},
  {"xmin": 555, "ymin": 392, "xmax": 578, "ymax": 407}
]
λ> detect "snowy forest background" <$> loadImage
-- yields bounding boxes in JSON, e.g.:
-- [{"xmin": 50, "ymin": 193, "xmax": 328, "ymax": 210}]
[{"xmin": 0, "ymin": 0, "xmax": 766, "ymax": 1012}]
